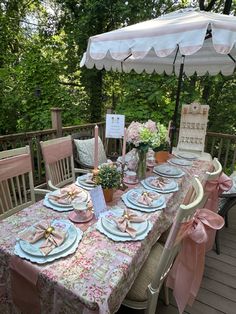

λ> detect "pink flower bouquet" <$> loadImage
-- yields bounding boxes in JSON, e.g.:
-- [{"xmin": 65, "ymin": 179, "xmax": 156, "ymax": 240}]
[{"xmin": 126, "ymin": 120, "xmax": 161, "ymax": 152}]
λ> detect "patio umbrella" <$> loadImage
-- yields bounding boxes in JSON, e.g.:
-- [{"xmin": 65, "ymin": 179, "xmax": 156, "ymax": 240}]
[{"xmin": 80, "ymin": 8, "xmax": 236, "ymax": 150}]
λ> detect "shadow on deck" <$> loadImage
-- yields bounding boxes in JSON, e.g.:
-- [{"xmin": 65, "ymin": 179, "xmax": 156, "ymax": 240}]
[{"xmin": 118, "ymin": 205, "xmax": 236, "ymax": 314}]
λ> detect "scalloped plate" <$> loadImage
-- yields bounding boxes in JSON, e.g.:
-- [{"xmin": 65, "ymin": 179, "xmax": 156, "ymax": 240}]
[
  {"xmin": 168, "ymin": 158, "xmax": 193, "ymax": 166},
  {"xmin": 101, "ymin": 217, "xmax": 148, "ymax": 238},
  {"xmin": 14, "ymin": 229, "xmax": 82, "ymax": 264},
  {"xmin": 144, "ymin": 176, "xmax": 178, "ymax": 192},
  {"xmin": 126, "ymin": 189, "xmax": 163, "ymax": 208},
  {"xmin": 175, "ymin": 152, "xmax": 198, "ymax": 160},
  {"xmin": 154, "ymin": 164, "xmax": 182, "ymax": 176},
  {"xmin": 48, "ymin": 188, "xmax": 88, "ymax": 208},
  {"xmin": 76, "ymin": 174, "xmax": 95, "ymax": 188},
  {"xmin": 19, "ymin": 221, "xmax": 77, "ymax": 257}
]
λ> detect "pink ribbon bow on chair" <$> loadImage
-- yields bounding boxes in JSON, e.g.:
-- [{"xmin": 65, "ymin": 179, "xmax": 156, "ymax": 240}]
[
  {"xmin": 204, "ymin": 173, "xmax": 233, "ymax": 213},
  {"xmin": 166, "ymin": 208, "xmax": 224, "ymax": 314}
]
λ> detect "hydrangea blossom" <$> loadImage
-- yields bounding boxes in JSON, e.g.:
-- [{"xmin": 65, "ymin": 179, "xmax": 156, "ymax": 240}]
[{"xmin": 126, "ymin": 120, "xmax": 161, "ymax": 151}]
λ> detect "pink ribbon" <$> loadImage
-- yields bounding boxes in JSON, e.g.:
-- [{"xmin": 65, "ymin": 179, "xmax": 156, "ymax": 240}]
[
  {"xmin": 204, "ymin": 172, "xmax": 233, "ymax": 213},
  {"xmin": 204, "ymin": 173, "xmax": 232, "ymax": 250},
  {"xmin": 112, "ymin": 209, "xmax": 146, "ymax": 238},
  {"xmin": 19, "ymin": 220, "xmax": 66, "ymax": 255},
  {"xmin": 166, "ymin": 208, "xmax": 224, "ymax": 314}
]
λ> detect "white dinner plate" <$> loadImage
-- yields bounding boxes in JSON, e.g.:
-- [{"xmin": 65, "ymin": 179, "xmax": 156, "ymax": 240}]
[
  {"xmin": 19, "ymin": 220, "xmax": 77, "ymax": 257},
  {"xmin": 101, "ymin": 217, "xmax": 148, "ymax": 238},
  {"xmin": 144, "ymin": 176, "xmax": 178, "ymax": 192},
  {"xmin": 126, "ymin": 189, "xmax": 162, "ymax": 208},
  {"xmin": 15, "ymin": 229, "xmax": 83, "ymax": 264},
  {"xmin": 168, "ymin": 158, "xmax": 193, "ymax": 166},
  {"xmin": 48, "ymin": 188, "xmax": 88, "ymax": 208},
  {"xmin": 154, "ymin": 164, "xmax": 182, "ymax": 177},
  {"xmin": 175, "ymin": 152, "xmax": 199, "ymax": 160},
  {"xmin": 76, "ymin": 174, "xmax": 95, "ymax": 188}
]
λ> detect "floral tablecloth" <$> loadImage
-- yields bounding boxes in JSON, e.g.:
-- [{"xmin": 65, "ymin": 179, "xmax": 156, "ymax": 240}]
[{"xmin": 0, "ymin": 160, "xmax": 212, "ymax": 314}]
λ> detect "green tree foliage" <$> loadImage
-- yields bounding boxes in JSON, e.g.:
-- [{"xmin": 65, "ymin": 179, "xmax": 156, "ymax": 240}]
[{"xmin": 0, "ymin": 0, "xmax": 235, "ymax": 136}]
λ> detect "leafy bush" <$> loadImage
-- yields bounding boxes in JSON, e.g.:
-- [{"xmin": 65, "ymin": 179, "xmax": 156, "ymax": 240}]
[{"xmin": 95, "ymin": 164, "xmax": 121, "ymax": 189}]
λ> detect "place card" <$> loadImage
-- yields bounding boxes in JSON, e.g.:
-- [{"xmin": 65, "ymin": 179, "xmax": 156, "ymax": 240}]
[{"xmin": 89, "ymin": 186, "xmax": 107, "ymax": 219}]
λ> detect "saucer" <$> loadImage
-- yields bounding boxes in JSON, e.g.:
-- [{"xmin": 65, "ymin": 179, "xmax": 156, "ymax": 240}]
[
  {"xmin": 123, "ymin": 178, "xmax": 139, "ymax": 185},
  {"xmin": 68, "ymin": 211, "xmax": 94, "ymax": 223}
]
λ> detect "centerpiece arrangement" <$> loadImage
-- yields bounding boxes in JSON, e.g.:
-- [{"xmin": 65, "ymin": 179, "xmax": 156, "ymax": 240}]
[
  {"xmin": 151, "ymin": 123, "xmax": 170, "ymax": 163},
  {"xmin": 126, "ymin": 120, "xmax": 162, "ymax": 180},
  {"xmin": 95, "ymin": 163, "xmax": 121, "ymax": 202}
]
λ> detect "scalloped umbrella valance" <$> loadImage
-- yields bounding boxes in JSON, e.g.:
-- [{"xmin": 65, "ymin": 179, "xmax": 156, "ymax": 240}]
[{"xmin": 80, "ymin": 9, "xmax": 236, "ymax": 150}]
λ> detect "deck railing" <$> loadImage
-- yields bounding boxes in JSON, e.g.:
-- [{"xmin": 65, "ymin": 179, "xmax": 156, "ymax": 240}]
[{"xmin": 0, "ymin": 116, "xmax": 235, "ymax": 186}]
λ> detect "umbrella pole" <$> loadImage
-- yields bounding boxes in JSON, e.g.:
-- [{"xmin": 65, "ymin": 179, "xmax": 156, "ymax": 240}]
[{"xmin": 170, "ymin": 55, "xmax": 185, "ymax": 153}]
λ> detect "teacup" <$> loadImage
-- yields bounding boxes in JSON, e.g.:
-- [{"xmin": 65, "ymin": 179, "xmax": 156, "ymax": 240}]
[
  {"xmin": 147, "ymin": 156, "xmax": 156, "ymax": 168},
  {"xmin": 124, "ymin": 171, "xmax": 137, "ymax": 184},
  {"xmin": 72, "ymin": 200, "xmax": 88, "ymax": 219}
]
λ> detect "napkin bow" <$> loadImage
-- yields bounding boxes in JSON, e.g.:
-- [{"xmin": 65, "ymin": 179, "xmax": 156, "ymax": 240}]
[
  {"xmin": 137, "ymin": 191, "xmax": 159, "ymax": 206},
  {"xmin": 112, "ymin": 209, "xmax": 146, "ymax": 238},
  {"xmin": 151, "ymin": 177, "xmax": 169, "ymax": 189},
  {"xmin": 204, "ymin": 172, "xmax": 233, "ymax": 212},
  {"xmin": 48, "ymin": 184, "xmax": 83, "ymax": 205},
  {"xmin": 166, "ymin": 208, "xmax": 224, "ymax": 314},
  {"xmin": 19, "ymin": 221, "xmax": 66, "ymax": 255}
]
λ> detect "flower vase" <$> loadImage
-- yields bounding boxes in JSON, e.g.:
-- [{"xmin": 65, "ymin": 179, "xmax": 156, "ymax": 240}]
[{"xmin": 137, "ymin": 150, "xmax": 147, "ymax": 180}]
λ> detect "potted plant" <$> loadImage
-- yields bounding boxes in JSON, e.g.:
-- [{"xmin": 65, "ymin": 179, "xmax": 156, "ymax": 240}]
[
  {"xmin": 151, "ymin": 123, "xmax": 170, "ymax": 163},
  {"xmin": 95, "ymin": 164, "xmax": 121, "ymax": 202}
]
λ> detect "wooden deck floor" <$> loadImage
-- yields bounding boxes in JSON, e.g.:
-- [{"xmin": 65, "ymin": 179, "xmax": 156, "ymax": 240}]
[{"xmin": 118, "ymin": 205, "xmax": 236, "ymax": 314}]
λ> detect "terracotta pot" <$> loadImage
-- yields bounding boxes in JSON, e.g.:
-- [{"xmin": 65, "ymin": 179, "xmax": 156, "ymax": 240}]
[
  {"xmin": 103, "ymin": 188, "xmax": 114, "ymax": 202},
  {"xmin": 155, "ymin": 151, "xmax": 169, "ymax": 163}
]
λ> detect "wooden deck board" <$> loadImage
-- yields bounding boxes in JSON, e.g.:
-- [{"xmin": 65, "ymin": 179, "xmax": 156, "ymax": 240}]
[{"xmin": 118, "ymin": 206, "xmax": 236, "ymax": 314}]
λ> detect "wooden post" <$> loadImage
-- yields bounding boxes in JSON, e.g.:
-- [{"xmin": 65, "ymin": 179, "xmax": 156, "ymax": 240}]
[{"xmin": 51, "ymin": 108, "xmax": 62, "ymax": 137}]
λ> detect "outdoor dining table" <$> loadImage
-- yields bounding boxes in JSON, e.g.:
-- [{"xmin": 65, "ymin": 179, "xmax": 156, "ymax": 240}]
[{"xmin": 0, "ymin": 159, "xmax": 212, "ymax": 314}]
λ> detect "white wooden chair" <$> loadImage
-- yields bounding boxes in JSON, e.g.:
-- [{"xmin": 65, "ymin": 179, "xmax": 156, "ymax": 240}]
[
  {"xmin": 40, "ymin": 135, "xmax": 81, "ymax": 190},
  {"xmin": 122, "ymin": 177, "xmax": 204, "ymax": 314},
  {"xmin": 173, "ymin": 102, "xmax": 212, "ymax": 161},
  {"xmin": 200, "ymin": 157, "xmax": 222, "ymax": 209},
  {"xmin": 0, "ymin": 146, "xmax": 35, "ymax": 220}
]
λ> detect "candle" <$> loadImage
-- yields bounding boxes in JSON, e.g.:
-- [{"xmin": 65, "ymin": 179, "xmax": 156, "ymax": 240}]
[
  {"xmin": 94, "ymin": 125, "xmax": 99, "ymax": 170},
  {"xmin": 122, "ymin": 127, "xmax": 127, "ymax": 164}
]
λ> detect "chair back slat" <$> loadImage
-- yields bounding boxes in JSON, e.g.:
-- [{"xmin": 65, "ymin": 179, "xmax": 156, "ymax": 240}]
[
  {"xmin": 40, "ymin": 136, "xmax": 75, "ymax": 189},
  {"xmin": 0, "ymin": 146, "xmax": 35, "ymax": 220}
]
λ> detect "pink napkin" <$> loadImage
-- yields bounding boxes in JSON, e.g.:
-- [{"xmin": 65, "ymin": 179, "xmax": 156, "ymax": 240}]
[
  {"xmin": 112, "ymin": 209, "xmax": 146, "ymax": 238},
  {"xmin": 166, "ymin": 208, "xmax": 224, "ymax": 314},
  {"xmin": 150, "ymin": 177, "xmax": 169, "ymax": 189},
  {"xmin": 19, "ymin": 221, "xmax": 66, "ymax": 255},
  {"xmin": 48, "ymin": 184, "xmax": 84, "ymax": 205},
  {"xmin": 137, "ymin": 191, "xmax": 159, "ymax": 206}
]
